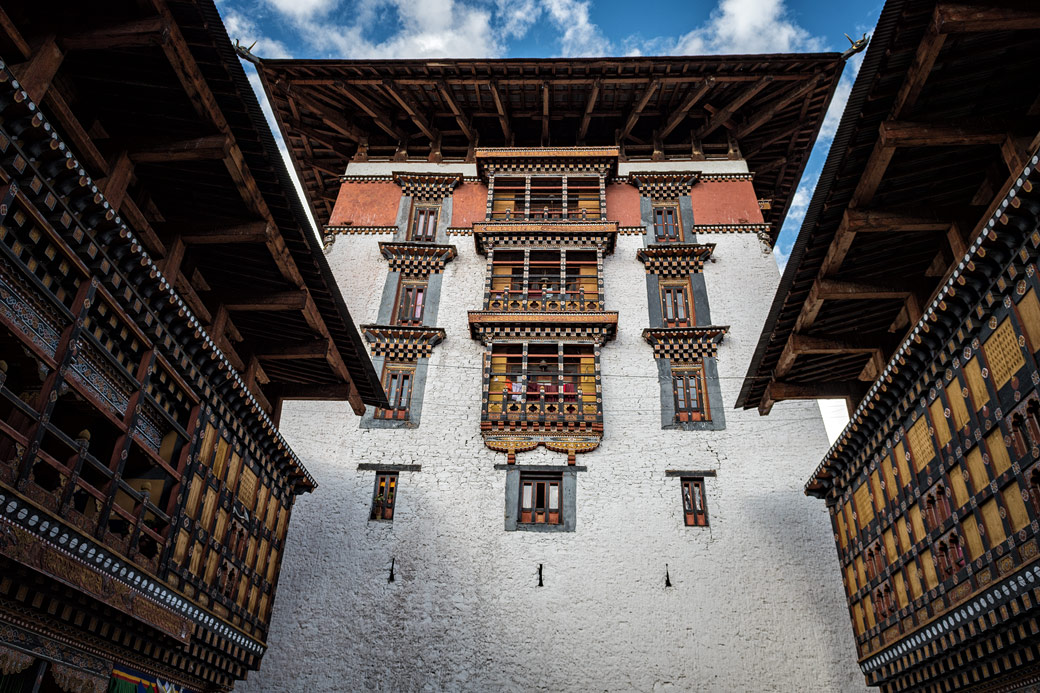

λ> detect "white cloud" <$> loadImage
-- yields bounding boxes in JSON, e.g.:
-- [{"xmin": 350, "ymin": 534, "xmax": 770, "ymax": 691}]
[
  {"xmin": 221, "ymin": 7, "xmax": 293, "ymax": 58},
  {"xmin": 819, "ymin": 49, "xmax": 863, "ymax": 140},
  {"xmin": 673, "ymin": 0, "xmax": 825, "ymax": 55},
  {"xmin": 542, "ymin": 0, "xmax": 611, "ymax": 57},
  {"xmin": 267, "ymin": 0, "xmax": 338, "ymax": 19},
  {"xmin": 496, "ymin": 0, "xmax": 542, "ymax": 39}
]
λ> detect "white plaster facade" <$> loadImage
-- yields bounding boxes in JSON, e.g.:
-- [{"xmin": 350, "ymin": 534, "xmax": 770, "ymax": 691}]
[{"xmin": 239, "ymin": 161, "xmax": 868, "ymax": 692}]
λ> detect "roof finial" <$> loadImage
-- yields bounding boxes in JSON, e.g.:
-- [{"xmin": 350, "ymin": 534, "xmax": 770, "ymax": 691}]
[
  {"xmin": 842, "ymin": 32, "xmax": 869, "ymax": 61},
  {"xmin": 233, "ymin": 38, "xmax": 260, "ymax": 65}
]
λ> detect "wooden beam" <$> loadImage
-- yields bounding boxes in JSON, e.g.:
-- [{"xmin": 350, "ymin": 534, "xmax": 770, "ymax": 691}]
[
  {"xmin": 11, "ymin": 35, "xmax": 63, "ymax": 103},
  {"xmin": 0, "ymin": 6, "xmax": 31, "ymax": 59},
  {"xmin": 223, "ymin": 290, "xmax": 309, "ymax": 312},
  {"xmin": 157, "ymin": 236, "xmax": 185, "ymax": 285},
  {"xmin": 382, "ymin": 80, "xmax": 438, "ymax": 142},
  {"xmin": 271, "ymin": 383, "xmax": 356, "ymax": 400},
  {"xmin": 660, "ymin": 77, "xmax": 714, "ymax": 139},
  {"xmin": 844, "ymin": 209, "xmax": 951, "ymax": 233},
  {"xmin": 437, "ymin": 80, "xmax": 474, "ymax": 142},
  {"xmin": 290, "ymin": 88, "xmax": 368, "ymax": 142},
  {"xmin": 256, "ymin": 340, "xmax": 330, "ymax": 360},
  {"xmin": 848, "ymin": 139, "xmax": 896, "ymax": 209},
  {"xmin": 127, "ymin": 135, "xmax": 228, "ymax": 163},
  {"xmin": 577, "ymin": 79, "xmax": 600, "ymax": 144},
  {"xmin": 488, "ymin": 80, "xmax": 511, "ymax": 143},
  {"xmin": 765, "ymin": 380, "xmax": 869, "ymax": 401},
  {"xmin": 815, "ymin": 278, "xmax": 913, "ymax": 300},
  {"xmin": 620, "ymin": 79, "xmax": 661, "ymax": 141},
  {"xmin": 736, "ymin": 74, "xmax": 825, "ymax": 141},
  {"xmin": 934, "ymin": 3, "xmax": 1040, "ymax": 33},
  {"xmin": 695, "ymin": 76, "xmax": 773, "ymax": 140},
  {"xmin": 42, "ymin": 89, "xmax": 109, "ymax": 175},
  {"xmin": 775, "ymin": 332, "xmax": 887, "ymax": 378},
  {"xmin": 891, "ymin": 25, "xmax": 946, "ymax": 118},
  {"xmin": 176, "ymin": 221, "xmax": 271, "ymax": 245},
  {"xmin": 541, "ymin": 82, "xmax": 550, "ymax": 146},
  {"xmin": 98, "ymin": 151, "xmax": 133, "ymax": 212},
  {"xmin": 334, "ymin": 82, "xmax": 405, "ymax": 141},
  {"xmin": 59, "ymin": 17, "xmax": 168, "ymax": 50},
  {"xmin": 878, "ymin": 120, "xmax": 1006, "ymax": 148}
]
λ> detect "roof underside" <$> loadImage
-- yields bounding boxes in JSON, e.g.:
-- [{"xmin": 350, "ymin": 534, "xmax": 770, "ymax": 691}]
[
  {"xmin": 738, "ymin": 0, "xmax": 1040, "ymax": 413},
  {"xmin": 257, "ymin": 55, "xmax": 845, "ymax": 243}
]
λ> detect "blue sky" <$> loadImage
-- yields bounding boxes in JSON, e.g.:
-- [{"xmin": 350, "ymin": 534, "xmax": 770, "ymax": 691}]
[{"xmin": 216, "ymin": 0, "xmax": 883, "ymax": 265}]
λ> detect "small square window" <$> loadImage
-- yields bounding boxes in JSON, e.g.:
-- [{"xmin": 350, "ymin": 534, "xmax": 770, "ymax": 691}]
[
  {"xmin": 660, "ymin": 281, "xmax": 693, "ymax": 327},
  {"xmin": 672, "ymin": 364, "xmax": 709, "ymax": 422},
  {"xmin": 375, "ymin": 365, "xmax": 414, "ymax": 419},
  {"xmin": 370, "ymin": 472, "xmax": 398, "ymax": 521},
  {"xmin": 519, "ymin": 472, "xmax": 562, "ymax": 525},
  {"xmin": 653, "ymin": 204, "xmax": 681, "ymax": 242},
  {"xmin": 395, "ymin": 280, "xmax": 427, "ymax": 325},
  {"xmin": 681, "ymin": 477, "xmax": 708, "ymax": 526},
  {"xmin": 410, "ymin": 206, "xmax": 439, "ymax": 242}
]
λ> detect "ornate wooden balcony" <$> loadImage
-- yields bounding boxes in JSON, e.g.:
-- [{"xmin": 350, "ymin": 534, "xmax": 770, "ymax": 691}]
[
  {"xmin": 485, "ymin": 383, "xmax": 600, "ymax": 423},
  {"xmin": 487, "ymin": 286, "xmax": 603, "ymax": 313}
]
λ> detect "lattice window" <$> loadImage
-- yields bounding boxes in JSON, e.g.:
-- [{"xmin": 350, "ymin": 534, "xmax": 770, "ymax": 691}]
[
  {"xmin": 672, "ymin": 364, "xmax": 708, "ymax": 422},
  {"xmin": 519, "ymin": 472, "xmax": 561, "ymax": 524},
  {"xmin": 488, "ymin": 248, "xmax": 601, "ymax": 311},
  {"xmin": 410, "ymin": 205, "xmax": 439, "ymax": 242},
  {"xmin": 653, "ymin": 204, "xmax": 681, "ymax": 242},
  {"xmin": 395, "ymin": 280, "xmax": 427, "ymax": 326},
  {"xmin": 680, "ymin": 477, "xmax": 708, "ymax": 527},
  {"xmin": 375, "ymin": 365, "xmax": 414, "ymax": 420},
  {"xmin": 371, "ymin": 472, "xmax": 398, "ymax": 521},
  {"xmin": 660, "ymin": 281, "xmax": 692, "ymax": 327}
]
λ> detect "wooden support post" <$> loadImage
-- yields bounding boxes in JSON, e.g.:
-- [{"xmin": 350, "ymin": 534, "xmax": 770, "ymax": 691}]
[
  {"xmin": 98, "ymin": 151, "xmax": 133, "ymax": 212},
  {"xmin": 11, "ymin": 35, "xmax": 63, "ymax": 103},
  {"xmin": 541, "ymin": 81, "xmax": 550, "ymax": 146}
]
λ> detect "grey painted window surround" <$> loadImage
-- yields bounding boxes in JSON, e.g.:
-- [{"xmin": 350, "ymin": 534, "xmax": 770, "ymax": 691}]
[
  {"xmin": 639, "ymin": 193, "xmax": 725, "ymax": 431},
  {"xmin": 360, "ymin": 195, "xmax": 452, "ymax": 430},
  {"xmin": 503, "ymin": 467, "xmax": 578, "ymax": 532}
]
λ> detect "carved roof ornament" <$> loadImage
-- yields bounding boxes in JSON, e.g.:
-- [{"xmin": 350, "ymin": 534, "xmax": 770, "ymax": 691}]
[
  {"xmin": 378, "ymin": 242, "xmax": 458, "ymax": 276},
  {"xmin": 642, "ymin": 326, "xmax": 729, "ymax": 361},
  {"xmin": 629, "ymin": 172, "xmax": 699, "ymax": 200},
  {"xmin": 361, "ymin": 325, "xmax": 447, "ymax": 361},
  {"xmin": 636, "ymin": 243, "xmax": 716, "ymax": 276},
  {"xmin": 391, "ymin": 172, "xmax": 462, "ymax": 200}
]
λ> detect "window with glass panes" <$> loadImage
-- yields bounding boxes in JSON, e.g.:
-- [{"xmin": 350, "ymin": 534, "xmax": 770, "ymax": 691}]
[
  {"xmin": 410, "ymin": 206, "xmax": 439, "ymax": 241},
  {"xmin": 395, "ymin": 280, "xmax": 427, "ymax": 325},
  {"xmin": 653, "ymin": 204, "xmax": 681, "ymax": 242},
  {"xmin": 370, "ymin": 472, "xmax": 398, "ymax": 520},
  {"xmin": 660, "ymin": 281, "xmax": 692, "ymax": 326},
  {"xmin": 681, "ymin": 478, "xmax": 708, "ymax": 526},
  {"xmin": 375, "ymin": 365, "xmax": 414, "ymax": 419},
  {"xmin": 519, "ymin": 472, "xmax": 562, "ymax": 524},
  {"xmin": 672, "ymin": 364, "xmax": 708, "ymax": 421}
]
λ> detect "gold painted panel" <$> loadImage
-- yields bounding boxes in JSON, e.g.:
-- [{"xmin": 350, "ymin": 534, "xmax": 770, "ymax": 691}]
[
  {"xmin": 966, "ymin": 448, "xmax": 989, "ymax": 494},
  {"xmin": 910, "ymin": 503, "xmax": 926, "ymax": 541},
  {"xmin": 930, "ymin": 397, "xmax": 951, "ymax": 447},
  {"xmin": 185, "ymin": 474, "xmax": 203, "ymax": 517},
  {"xmin": 921, "ymin": 549, "xmax": 938, "ymax": 590},
  {"xmin": 981, "ymin": 497, "xmax": 1006, "ymax": 546},
  {"xmin": 984, "ymin": 318, "xmax": 1025, "ymax": 389},
  {"xmin": 884, "ymin": 529, "xmax": 897, "ymax": 563},
  {"xmin": 837, "ymin": 510, "xmax": 848, "ymax": 548},
  {"xmin": 856, "ymin": 557, "xmax": 867, "ymax": 590},
  {"xmin": 907, "ymin": 561, "xmax": 923, "ymax": 599},
  {"xmin": 239, "ymin": 466, "xmax": 258, "ymax": 508},
  {"xmin": 1003, "ymin": 481, "xmax": 1030, "ymax": 532},
  {"xmin": 846, "ymin": 564, "xmax": 857, "ymax": 595},
  {"xmin": 864, "ymin": 594, "xmax": 876, "ymax": 629},
  {"xmin": 946, "ymin": 383, "xmax": 969, "ymax": 430},
  {"xmin": 213, "ymin": 436, "xmax": 231, "ymax": 479},
  {"xmin": 199, "ymin": 423, "xmax": 218, "ymax": 466},
  {"xmin": 897, "ymin": 517, "xmax": 911, "ymax": 554},
  {"xmin": 950, "ymin": 466, "xmax": 971, "ymax": 509},
  {"xmin": 855, "ymin": 482, "xmax": 874, "ymax": 529},
  {"xmin": 962, "ymin": 518, "xmax": 984, "ymax": 561},
  {"xmin": 896, "ymin": 442, "xmax": 912, "ymax": 486},
  {"xmin": 987, "ymin": 429, "xmax": 1012, "ymax": 477},
  {"xmin": 963, "ymin": 357, "xmax": 988, "ymax": 410},
  {"xmin": 871, "ymin": 471, "xmax": 885, "ymax": 512},
  {"xmin": 173, "ymin": 528, "xmax": 189, "ymax": 565},
  {"xmin": 894, "ymin": 572, "xmax": 909, "ymax": 608},
  {"xmin": 1017, "ymin": 288, "xmax": 1040, "ymax": 352},
  {"xmin": 883, "ymin": 456, "xmax": 898, "ymax": 501},
  {"xmin": 201, "ymin": 487, "xmax": 218, "ymax": 528},
  {"xmin": 853, "ymin": 602, "xmax": 865, "ymax": 635},
  {"xmin": 907, "ymin": 418, "xmax": 934, "ymax": 471}
]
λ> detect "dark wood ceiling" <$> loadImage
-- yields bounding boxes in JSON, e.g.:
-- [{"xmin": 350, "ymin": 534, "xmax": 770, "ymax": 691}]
[{"xmin": 257, "ymin": 54, "xmax": 845, "ymax": 243}]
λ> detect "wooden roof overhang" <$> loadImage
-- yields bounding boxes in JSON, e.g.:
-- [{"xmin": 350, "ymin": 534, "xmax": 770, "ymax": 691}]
[
  {"xmin": 0, "ymin": 0, "xmax": 387, "ymax": 419},
  {"xmin": 256, "ymin": 54, "xmax": 846, "ymax": 243},
  {"xmin": 474, "ymin": 145, "xmax": 619, "ymax": 178},
  {"xmin": 737, "ymin": 0, "xmax": 1040, "ymax": 417},
  {"xmin": 472, "ymin": 221, "xmax": 619, "ymax": 255}
]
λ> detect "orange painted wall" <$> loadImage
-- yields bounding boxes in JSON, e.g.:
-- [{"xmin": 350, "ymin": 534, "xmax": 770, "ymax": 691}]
[
  {"xmin": 329, "ymin": 182, "xmax": 402, "ymax": 227},
  {"xmin": 451, "ymin": 182, "xmax": 488, "ymax": 227},
  {"xmin": 689, "ymin": 180, "xmax": 763, "ymax": 225},
  {"xmin": 605, "ymin": 183, "xmax": 642, "ymax": 227}
]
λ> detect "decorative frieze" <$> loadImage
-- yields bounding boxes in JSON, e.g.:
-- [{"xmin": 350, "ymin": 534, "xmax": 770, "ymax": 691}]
[
  {"xmin": 636, "ymin": 243, "xmax": 716, "ymax": 276},
  {"xmin": 629, "ymin": 172, "xmax": 698, "ymax": 200},
  {"xmin": 468, "ymin": 312, "xmax": 619, "ymax": 345},
  {"xmin": 378, "ymin": 242, "xmax": 458, "ymax": 277},
  {"xmin": 391, "ymin": 172, "xmax": 462, "ymax": 201},
  {"xmin": 642, "ymin": 326, "xmax": 728, "ymax": 361},
  {"xmin": 325, "ymin": 224, "xmax": 398, "ymax": 235},
  {"xmin": 361, "ymin": 325, "xmax": 446, "ymax": 361},
  {"xmin": 473, "ymin": 221, "xmax": 618, "ymax": 255}
]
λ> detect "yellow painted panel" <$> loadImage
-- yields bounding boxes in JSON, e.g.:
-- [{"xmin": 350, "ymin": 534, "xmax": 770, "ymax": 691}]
[
  {"xmin": 189, "ymin": 541, "xmax": 203, "ymax": 575},
  {"xmin": 1003, "ymin": 481, "xmax": 1031, "ymax": 533},
  {"xmin": 962, "ymin": 518, "xmax": 984, "ymax": 561},
  {"xmin": 950, "ymin": 466, "xmax": 971, "ymax": 509},
  {"xmin": 921, "ymin": 550, "xmax": 938, "ymax": 590},
  {"xmin": 946, "ymin": 383, "xmax": 969, "ymax": 431},
  {"xmin": 984, "ymin": 318, "xmax": 1025, "ymax": 389},
  {"xmin": 185, "ymin": 475, "xmax": 203, "ymax": 517},
  {"xmin": 871, "ymin": 471, "xmax": 885, "ymax": 512},
  {"xmin": 930, "ymin": 397, "xmax": 951, "ymax": 446},
  {"xmin": 907, "ymin": 418, "xmax": 934, "ymax": 471},
  {"xmin": 213, "ymin": 436, "xmax": 230, "ymax": 479},
  {"xmin": 226, "ymin": 453, "xmax": 242, "ymax": 492},
  {"xmin": 267, "ymin": 549, "xmax": 279, "ymax": 583},
  {"xmin": 856, "ymin": 557, "xmax": 867, "ymax": 590},
  {"xmin": 909, "ymin": 503, "xmax": 926, "ymax": 542},
  {"xmin": 202, "ymin": 488, "xmax": 218, "ymax": 527},
  {"xmin": 854, "ymin": 602, "xmax": 865, "ymax": 635},
  {"xmin": 864, "ymin": 594, "xmax": 876, "ymax": 629},
  {"xmin": 173, "ymin": 529, "xmax": 189, "ymax": 565},
  {"xmin": 963, "ymin": 357, "xmax": 988, "ymax": 410},
  {"xmin": 894, "ymin": 572, "xmax": 909, "ymax": 608},
  {"xmin": 199, "ymin": 424, "xmax": 218, "ymax": 466},
  {"xmin": 966, "ymin": 448, "xmax": 989, "ymax": 494},
  {"xmin": 981, "ymin": 497, "xmax": 1007, "ymax": 547},
  {"xmin": 214, "ymin": 510, "xmax": 228, "ymax": 543},
  {"xmin": 239, "ymin": 466, "xmax": 258, "ymax": 508},
  {"xmin": 896, "ymin": 442, "xmax": 912, "ymax": 487},
  {"xmin": 883, "ymin": 529, "xmax": 897, "ymax": 563},
  {"xmin": 836, "ymin": 510, "xmax": 848, "ymax": 549},
  {"xmin": 844, "ymin": 502, "xmax": 855, "ymax": 540},
  {"xmin": 907, "ymin": 561, "xmax": 923, "ymax": 599},
  {"xmin": 846, "ymin": 564, "xmax": 857, "ymax": 594},
  {"xmin": 897, "ymin": 517, "xmax": 911, "ymax": 554},
  {"xmin": 882, "ymin": 456, "xmax": 898, "ymax": 501},
  {"xmin": 1017, "ymin": 288, "xmax": 1040, "ymax": 352},
  {"xmin": 204, "ymin": 552, "xmax": 218, "ymax": 583},
  {"xmin": 987, "ymin": 429, "xmax": 1012, "ymax": 477},
  {"xmin": 854, "ymin": 482, "xmax": 874, "ymax": 529}
]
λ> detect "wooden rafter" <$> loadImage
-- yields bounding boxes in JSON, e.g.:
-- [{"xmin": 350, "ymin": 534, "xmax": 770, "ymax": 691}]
[
  {"xmin": 879, "ymin": 120, "xmax": 1006, "ymax": 148},
  {"xmin": 127, "ymin": 135, "xmax": 229, "ymax": 162},
  {"xmin": 488, "ymin": 80, "xmax": 511, "ymax": 143},
  {"xmin": 578, "ymin": 79, "xmax": 600, "ymax": 144},
  {"xmin": 659, "ymin": 77, "xmax": 713, "ymax": 138},
  {"xmin": 695, "ymin": 76, "xmax": 773, "ymax": 140},
  {"xmin": 59, "ymin": 17, "xmax": 168, "ymax": 50},
  {"xmin": 735, "ymin": 74, "xmax": 822, "ymax": 140},
  {"xmin": 620, "ymin": 79, "xmax": 661, "ymax": 141},
  {"xmin": 382, "ymin": 79, "xmax": 438, "ymax": 142},
  {"xmin": 438, "ymin": 80, "xmax": 474, "ymax": 142},
  {"xmin": 334, "ymin": 82, "xmax": 405, "ymax": 141},
  {"xmin": 934, "ymin": 2, "xmax": 1040, "ymax": 33},
  {"xmin": 541, "ymin": 81, "xmax": 550, "ymax": 145}
]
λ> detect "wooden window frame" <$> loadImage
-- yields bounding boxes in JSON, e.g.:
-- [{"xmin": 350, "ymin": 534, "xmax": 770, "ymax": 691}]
[
  {"xmin": 394, "ymin": 279, "xmax": 428, "ymax": 326},
  {"xmin": 370, "ymin": 472, "xmax": 398, "ymax": 521},
  {"xmin": 660, "ymin": 280, "xmax": 693, "ymax": 327},
  {"xmin": 519, "ymin": 472, "xmax": 562, "ymax": 525},
  {"xmin": 653, "ymin": 203, "xmax": 682, "ymax": 242},
  {"xmin": 680, "ymin": 477, "xmax": 708, "ymax": 527},
  {"xmin": 375, "ymin": 364, "xmax": 415, "ymax": 420},
  {"xmin": 409, "ymin": 205, "xmax": 439, "ymax": 242},
  {"xmin": 672, "ymin": 364, "xmax": 709, "ymax": 422}
]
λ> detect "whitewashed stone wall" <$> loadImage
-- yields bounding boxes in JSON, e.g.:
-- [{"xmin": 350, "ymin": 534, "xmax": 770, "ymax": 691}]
[{"xmin": 239, "ymin": 164, "xmax": 868, "ymax": 692}]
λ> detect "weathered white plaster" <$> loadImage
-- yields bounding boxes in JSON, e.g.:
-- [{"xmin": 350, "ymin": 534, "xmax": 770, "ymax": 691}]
[
  {"xmin": 619, "ymin": 159, "xmax": 749, "ymax": 175},
  {"xmin": 239, "ymin": 179, "xmax": 866, "ymax": 693},
  {"xmin": 344, "ymin": 161, "xmax": 478, "ymax": 177}
]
